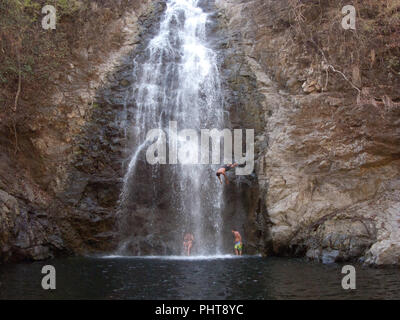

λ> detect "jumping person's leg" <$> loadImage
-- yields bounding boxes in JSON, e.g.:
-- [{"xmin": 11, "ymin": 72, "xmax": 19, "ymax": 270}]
[{"xmin": 223, "ymin": 173, "xmax": 229, "ymax": 185}]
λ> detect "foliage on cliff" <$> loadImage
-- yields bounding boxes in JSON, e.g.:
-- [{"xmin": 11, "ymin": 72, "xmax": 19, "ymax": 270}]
[
  {"xmin": 0, "ymin": 0, "xmax": 78, "ymax": 113},
  {"xmin": 0, "ymin": 0, "xmax": 143, "ymax": 144},
  {"xmin": 0, "ymin": 0, "xmax": 155, "ymax": 263},
  {"xmin": 285, "ymin": 0, "xmax": 400, "ymax": 96}
]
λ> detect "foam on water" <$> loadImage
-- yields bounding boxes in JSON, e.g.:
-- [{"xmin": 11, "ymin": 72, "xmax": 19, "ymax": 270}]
[{"xmin": 100, "ymin": 254, "xmax": 261, "ymax": 261}]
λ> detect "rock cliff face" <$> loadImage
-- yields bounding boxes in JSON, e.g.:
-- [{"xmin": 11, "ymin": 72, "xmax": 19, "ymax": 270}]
[
  {"xmin": 216, "ymin": 0, "xmax": 400, "ymax": 265},
  {"xmin": 0, "ymin": 0, "xmax": 163, "ymax": 262},
  {"xmin": 1, "ymin": 0, "xmax": 399, "ymax": 266}
]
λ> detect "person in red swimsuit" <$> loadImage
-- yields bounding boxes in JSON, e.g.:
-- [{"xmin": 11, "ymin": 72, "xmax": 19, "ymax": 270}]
[{"xmin": 183, "ymin": 233, "xmax": 194, "ymax": 256}]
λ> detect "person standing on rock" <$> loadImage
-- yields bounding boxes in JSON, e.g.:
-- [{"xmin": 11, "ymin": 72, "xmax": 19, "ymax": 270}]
[
  {"xmin": 232, "ymin": 230, "xmax": 243, "ymax": 256},
  {"xmin": 183, "ymin": 233, "xmax": 194, "ymax": 256},
  {"xmin": 216, "ymin": 163, "xmax": 239, "ymax": 185}
]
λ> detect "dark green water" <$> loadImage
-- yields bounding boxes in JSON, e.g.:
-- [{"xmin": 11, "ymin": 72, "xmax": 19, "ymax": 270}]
[{"xmin": 0, "ymin": 255, "xmax": 399, "ymax": 299}]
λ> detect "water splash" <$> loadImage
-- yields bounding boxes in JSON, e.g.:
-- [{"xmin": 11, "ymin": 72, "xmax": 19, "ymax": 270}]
[{"xmin": 101, "ymin": 255, "xmax": 258, "ymax": 261}]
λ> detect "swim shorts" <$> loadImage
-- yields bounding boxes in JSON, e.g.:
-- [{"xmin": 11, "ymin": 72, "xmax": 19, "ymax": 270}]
[{"xmin": 234, "ymin": 242, "xmax": 243, "ymax": 251}]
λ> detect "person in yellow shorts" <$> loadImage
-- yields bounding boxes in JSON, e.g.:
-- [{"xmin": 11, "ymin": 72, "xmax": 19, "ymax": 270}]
[{"xmin": 232, "ymin": 230, "xmax": 243, "ymax": 256}]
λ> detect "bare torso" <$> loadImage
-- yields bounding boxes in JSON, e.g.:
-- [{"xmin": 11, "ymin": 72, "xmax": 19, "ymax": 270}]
[
  {"xmin": 233, "ymin": 231, "xmax": 242, "ymax": 243},
  {"xmin": 184, "ymin": 234, "xmax": 194, "ymax": 243}
]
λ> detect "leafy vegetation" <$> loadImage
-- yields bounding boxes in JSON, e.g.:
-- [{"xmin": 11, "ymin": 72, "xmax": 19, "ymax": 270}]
[
  {"xmin": 0, "ymin": 0, "xmax": 87, "ymax": 115},
  {"xmin": 287, "ymin": 0, "xmax": 400, "ymax": 91}
]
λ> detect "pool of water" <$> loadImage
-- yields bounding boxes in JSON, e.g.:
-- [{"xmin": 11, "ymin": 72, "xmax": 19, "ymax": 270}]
[{"xmin": 0, "ymin": 256, "xmax": 399, "ymax": 299}]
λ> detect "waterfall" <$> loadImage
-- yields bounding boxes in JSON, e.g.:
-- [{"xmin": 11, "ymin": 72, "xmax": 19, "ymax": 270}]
[{"xmin": 117, "ymin": 0, "xmax": 225, "ymax": 256}]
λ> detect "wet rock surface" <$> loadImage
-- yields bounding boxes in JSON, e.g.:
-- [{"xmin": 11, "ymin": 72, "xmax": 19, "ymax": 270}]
[{"xmin": 216, "ymin": 0, "xmax": 400, "ymax": 265}]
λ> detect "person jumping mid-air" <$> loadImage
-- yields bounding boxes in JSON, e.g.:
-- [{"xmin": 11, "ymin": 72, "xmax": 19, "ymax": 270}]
[
  {"xmin": 183, "ymin": 233, "xmax": 194, "ymax": 256},
  {"xmin": 232, "ymin": 229, "xmax": 243, "ymax": 256},
  {"xmin": 216, "ymin": 163, "xmax": 239, "ymax": 185}
]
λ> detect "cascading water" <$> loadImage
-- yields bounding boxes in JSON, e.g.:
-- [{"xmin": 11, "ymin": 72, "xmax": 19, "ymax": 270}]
[{"xmin": 117, "ymin": 0, "xmax": 226, "ymax": 256}]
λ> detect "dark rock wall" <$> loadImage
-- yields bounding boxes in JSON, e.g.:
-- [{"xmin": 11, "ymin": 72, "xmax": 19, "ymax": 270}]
[{"xmin": 214, "ymin": 15, "xmax": 271, "ymax": 254}]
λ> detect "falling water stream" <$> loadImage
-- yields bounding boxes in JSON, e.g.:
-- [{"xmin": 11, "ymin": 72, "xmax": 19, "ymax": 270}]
[{"xmin": 117, "ymin": 0, "xmax": 225, "ymax": 255}]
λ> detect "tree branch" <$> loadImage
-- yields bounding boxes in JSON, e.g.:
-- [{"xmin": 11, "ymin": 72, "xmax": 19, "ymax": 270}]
[{"xmin": 13, "ymin": 51, "xmax": 22, "ymax": 112}]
